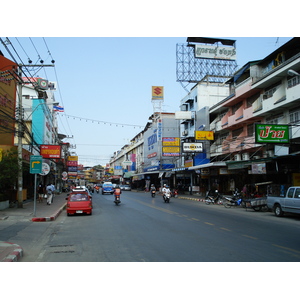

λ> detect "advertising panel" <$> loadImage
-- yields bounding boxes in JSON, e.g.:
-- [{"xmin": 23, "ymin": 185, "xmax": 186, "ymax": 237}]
[
  {"xmin": 151, "ymin": 86, "xmax": 164, "ymax": 100},
  {"xmin": 182, "ymin": 142, "xmax": 203, "ymax": 152},
  {"xmin": 195, "ymin": 131, "xmax": 214, "ymax": 140},
  {"xmin": 162, "ymin": 137, "xmax": 180, "ymax": 146},
  {"xmin": 195, "ymin": 44, "xmax": 236, "ymax": 60},
  {"xmin": 40, "ymin": 145, "xmax": 61, "ymax": 158},
  {"xmin": 255, "ymin": 124, "xmax": 290, "ymax": 144}
]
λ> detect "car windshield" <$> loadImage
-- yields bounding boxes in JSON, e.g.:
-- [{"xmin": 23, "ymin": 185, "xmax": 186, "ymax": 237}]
[
  {"xmin": 69, "ymin": 193, "xmax": 89, "ymax": 201},
  {"xmin": 103, "ymin": 184, "xmax": 113, "ymax": 188}
]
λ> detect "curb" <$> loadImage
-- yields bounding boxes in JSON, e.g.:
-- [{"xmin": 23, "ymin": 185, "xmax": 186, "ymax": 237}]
[
  {"xmin": 178, "ymin": 196, "xmax": 205, "ymax": 202},
  {"xmin": 1, "ymin": 242, "xmax": 23, "ymax": 262},
  {"xmin": 31, "ymin": 204, "xmax": 66, "ymax": 222}
]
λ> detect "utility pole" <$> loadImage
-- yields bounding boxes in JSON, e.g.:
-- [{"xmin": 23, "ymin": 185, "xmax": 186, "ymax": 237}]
[{"xmin": 16, "ymin": 64, "xmax": 54, "ymax": 208}]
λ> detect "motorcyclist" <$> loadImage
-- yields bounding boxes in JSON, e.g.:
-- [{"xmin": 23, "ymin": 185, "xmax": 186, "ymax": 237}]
[
  {"xmin": 150, "ymin": 184, "xmax": 156, "ymax": 197},
  {"xmin": 162, "ymin": 184, "xmax": 171, "ymax": 201},
  {"xmin": 114, "ymin": 185, "xmax": 122, "ymax": 198}
]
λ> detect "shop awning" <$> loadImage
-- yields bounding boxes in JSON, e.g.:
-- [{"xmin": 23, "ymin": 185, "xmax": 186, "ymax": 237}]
[{"xmin": 188, "ymin": 161, "xmax": 227, "ymax": 170}]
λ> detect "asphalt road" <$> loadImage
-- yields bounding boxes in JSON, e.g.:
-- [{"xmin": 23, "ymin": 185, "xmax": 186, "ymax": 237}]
[{"xmin": 14, "ymin": 190, "xmax": 300, "ymax": 262}]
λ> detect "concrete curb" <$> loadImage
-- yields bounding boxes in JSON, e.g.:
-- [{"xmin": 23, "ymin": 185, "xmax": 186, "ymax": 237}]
[
  {"xmin": 31, "ymin": 203, "xmax": 66, "ymax": 222},
  {"xmin": 0, "ymin": 242, "xmax": 23, "ymax": 262}
]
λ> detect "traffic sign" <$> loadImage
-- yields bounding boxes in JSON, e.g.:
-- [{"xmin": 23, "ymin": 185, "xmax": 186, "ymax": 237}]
[{"xmin": 30, "ymin": 155, "xmax": 43, "ymax": 174}]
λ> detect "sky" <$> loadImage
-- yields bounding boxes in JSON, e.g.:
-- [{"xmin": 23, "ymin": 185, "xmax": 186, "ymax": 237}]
[
  {"xmin": 0, "ymin": 36, "xmax": 293, "ymax": 166},
  {"xmin": 1, "ymin": 2, "xmax": 296, "ymax": 167}
]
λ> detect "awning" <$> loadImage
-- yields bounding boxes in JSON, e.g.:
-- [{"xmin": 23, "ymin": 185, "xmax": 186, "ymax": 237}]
[{"xmin": 188, "ymin": 161, "xmax": 227, "ymax": 170}]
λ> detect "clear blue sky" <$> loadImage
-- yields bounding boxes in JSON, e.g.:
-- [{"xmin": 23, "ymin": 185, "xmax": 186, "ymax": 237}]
[{"xmin": 1, "ymin": 37, "xmax": 293, "ymax": 166}]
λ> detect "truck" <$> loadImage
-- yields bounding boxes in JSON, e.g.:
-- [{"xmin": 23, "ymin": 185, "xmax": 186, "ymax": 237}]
[{"xmin": 267, "ymin": 186, "xmax": 300, "ymax": 217}]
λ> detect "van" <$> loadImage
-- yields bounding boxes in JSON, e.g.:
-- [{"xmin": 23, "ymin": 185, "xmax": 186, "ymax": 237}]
[{"xmin": 102, "ymin": 182, "xmax": 114, "ymax": 194}]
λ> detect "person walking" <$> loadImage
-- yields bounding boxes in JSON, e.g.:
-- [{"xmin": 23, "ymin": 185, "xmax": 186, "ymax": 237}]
[
  {"xmin": 37, "ymin": 183, "xmax": 45, "ymax": 203},
  {"xmin": 46, "ymin": 183, "xmax": 53, "ymax": 205}
]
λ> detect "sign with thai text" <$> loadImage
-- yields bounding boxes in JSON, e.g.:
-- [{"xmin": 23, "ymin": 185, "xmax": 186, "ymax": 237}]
[
  {"xmin": 195, "ymin": 45, "xmax": 236, "ymax": 60},
  {"xmin": 195, "ymin": 131, "xmax": 214, "ymax": 140},
  {"xmin": 40, "ymin": 145, "xmax": 61, "ymax": 158},
  {"xmin": 255, "ymin": 124, "xmax": 290, "ymax": 144}
]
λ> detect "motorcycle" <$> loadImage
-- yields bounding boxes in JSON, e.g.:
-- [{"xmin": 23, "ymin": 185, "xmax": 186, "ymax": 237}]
[
  {"xmin": 205, "ymin": 190, "xmax": 222, "ymax": 205},
  {"xmin": 172, "ymin": 189, "xmax": 178, "ymax": 198},
  {"xmin": 163, "ymin": 192, "xmax": 171, "ymax": 203},
  {"xmin": 151, "ymin": 189, "xmax": 156, "ymax": 198},
  {"xmin": 223, "ymin": 189, "xmax": 244, "ymax": 208},
  {"xmin": 114, "ymin": 195, "xmax": 121, "ymax": 206}
]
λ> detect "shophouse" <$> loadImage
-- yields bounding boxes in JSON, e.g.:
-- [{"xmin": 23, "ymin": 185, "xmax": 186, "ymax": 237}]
[{"xmin": 196, "ymin": 37, "xmax": 300, "ymax": 196}]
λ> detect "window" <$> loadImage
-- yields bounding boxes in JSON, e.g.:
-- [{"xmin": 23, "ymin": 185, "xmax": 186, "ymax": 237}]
[
  {"xmin": 289, "ymin": 107, "xmax": 300, "ymax": 124},
  {"xmin": 232, "ymin": 127, "xmax": 243, "ymax": 139},
  {"xmin": 263, "ymin": 81, "xmax": 281, "ymax": 99}
]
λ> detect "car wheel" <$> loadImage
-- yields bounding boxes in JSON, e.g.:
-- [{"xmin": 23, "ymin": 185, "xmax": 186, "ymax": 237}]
[{"xmin": 274, "ymin": 204, "xmax": 283, "ymax": 217}]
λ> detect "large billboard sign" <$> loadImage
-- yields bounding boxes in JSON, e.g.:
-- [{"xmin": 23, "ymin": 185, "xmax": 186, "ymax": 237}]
[
  {"xmin": 195, "ymin": 45, "xmax": 236, "ymax": 60},
  {"xmin": 255, "ymin": 124, "xmax": 290, "ymax": 144},
  {"xmin": 182, "ymin": 142, "xmax": 203, "ymax": 152}
]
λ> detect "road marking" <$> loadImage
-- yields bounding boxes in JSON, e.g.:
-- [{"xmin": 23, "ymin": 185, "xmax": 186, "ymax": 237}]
[
  {"xmin": 273, "ymin": 244, "xmax": 300, "ymax": 255},
  {"xmin": 242, "ymin": 234, "xmax": 258, "ymax": 240},
  {"xmin": 204, "ymin": 222, "xmax": 214, "ymax": 226},
  {"xmin": 220, "ymin": 227, "xmax": 231, "ymax": 231}
]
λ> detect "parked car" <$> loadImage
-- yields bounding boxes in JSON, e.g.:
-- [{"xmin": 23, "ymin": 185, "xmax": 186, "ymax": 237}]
[
  {"xmin": 102, "ymin": 182, "xmax": 114, "ymax": 194},
  {"xmin": 267, "ymin": 186, "xmax": 300, "ymax": 217},
  {"xmin": 120, "ymin": 184, "xmax": 131, "ymax": 191},
  {"xmin": 66, "ymin": 191, "xmax": 93, "ymax": 216}
]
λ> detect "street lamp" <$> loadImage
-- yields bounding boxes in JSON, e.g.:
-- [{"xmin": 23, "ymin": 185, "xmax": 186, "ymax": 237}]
[{"xmin": 287, "ymin": 69, "xmax": 300, "ymax": 76}]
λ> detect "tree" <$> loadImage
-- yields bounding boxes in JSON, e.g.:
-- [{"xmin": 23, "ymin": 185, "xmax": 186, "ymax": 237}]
[{"xmin": 0, "ymin": 149, "xmax": 19, "ymax": 201}]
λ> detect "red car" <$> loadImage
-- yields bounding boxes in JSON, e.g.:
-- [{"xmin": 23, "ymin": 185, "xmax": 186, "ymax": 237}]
[{"xmin": 66, "ymin": 191, "xmax": 93, "ymax": 216}]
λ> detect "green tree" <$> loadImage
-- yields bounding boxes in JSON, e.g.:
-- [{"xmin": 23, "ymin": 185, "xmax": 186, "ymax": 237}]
[{"xmin": 0, "ymin": 149, "xmax": 19, "ymax": 201}]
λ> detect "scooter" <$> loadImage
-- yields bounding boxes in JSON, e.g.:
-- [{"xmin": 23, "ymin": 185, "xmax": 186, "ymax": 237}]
[
  {"xmin": 164, "ymin": 192, "xmax": 171, "ymax": 203},
  {"xmin": 114, "ymin": 195, "xmax": 121, "ymax": 206}
]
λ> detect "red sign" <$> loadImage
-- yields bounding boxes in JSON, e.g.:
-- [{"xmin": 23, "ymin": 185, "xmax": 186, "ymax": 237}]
[{"xmin": 40, "ymin": 145, "xmax": 61, "ymax": 159}]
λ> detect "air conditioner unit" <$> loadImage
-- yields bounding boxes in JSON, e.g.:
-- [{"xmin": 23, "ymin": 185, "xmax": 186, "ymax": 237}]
[
  {"xmin": 253, "ymin": 155, "xmax": 260, "ymax": 160},
  {"xmin": 234, "ymin": 154, "xmax": 241, "ymax": 161},
  {"xmin": 182, "ymin": 130, "xmax": 188, "ymax": 136},
  {"xmin": 242, "ymin": 152, "xmax": 249, "ymax": 160}
]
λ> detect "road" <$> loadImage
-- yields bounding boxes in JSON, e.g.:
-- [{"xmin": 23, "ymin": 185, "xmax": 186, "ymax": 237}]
[{"xmin": 13, "ymin": 190, "xmax": 300, "ymax": 262}]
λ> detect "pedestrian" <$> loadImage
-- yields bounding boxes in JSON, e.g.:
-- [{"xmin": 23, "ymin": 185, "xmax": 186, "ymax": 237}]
[
  {"xmin": 37, "ymin": 183, "xmax": 45, "ymax": 203},
  {"xmin": 46, "ymin": 183, "xmax": 53, "ymax": 205}
]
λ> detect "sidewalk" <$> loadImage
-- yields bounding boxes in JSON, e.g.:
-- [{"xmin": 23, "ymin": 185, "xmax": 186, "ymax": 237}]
[{"xmin": 0, "ymin": 192, "xmax": 67, "ymax": 262}]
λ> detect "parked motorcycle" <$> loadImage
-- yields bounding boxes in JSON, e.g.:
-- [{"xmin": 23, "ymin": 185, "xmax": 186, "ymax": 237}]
[
  {"xmin": 205, "ymin": 190, "xmax": 222, "ymax": 205},
  {"xmin": 172, "ymin": 189, "xmax": 178, "ymax": 198},
  {"xmin": 114, "ymin": 195, "xmax": 121, "ymax": 206},
  {"xmin": 223, "ymin": 189, "xmax": 244, "ymax": 208}
]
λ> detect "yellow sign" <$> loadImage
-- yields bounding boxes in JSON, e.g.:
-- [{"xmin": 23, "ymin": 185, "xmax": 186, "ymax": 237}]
[
  {"xmin": 195, "ymin": 131, "xmax": 214, "ymax": 140},
  {"xmin": 152, "ymin": 86, "xmax": 164, "ymax": 100},
  {"xmin": 162, "ymin": 147, "xmax": 180, "ymax": 153},
  {"xmin": 162, "ymin": 137, "xmax": 180, "ymax": 146},
  {"xmin": 68, "ymin": 156, "xmax": 78, "ymax": 161}
]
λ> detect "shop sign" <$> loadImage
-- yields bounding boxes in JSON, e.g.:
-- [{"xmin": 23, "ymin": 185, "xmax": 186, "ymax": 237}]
[
  {"xmin": 40, "ymin": 145, "xmax": 61, "ymax": 158},
  {"xmin": 195, "ymin": 131, "xmax": 214, "ymax": 140},
  {"xmin": 255, "ymin": 124, "xmax": 289, "ymax": 144},
  {"xmin": 182, "ymin": 142, "xmax": 203, "ymax": 152}
]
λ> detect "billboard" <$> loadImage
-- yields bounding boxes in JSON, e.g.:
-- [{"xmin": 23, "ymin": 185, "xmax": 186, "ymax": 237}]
[
  {"xmin": 255, "ymin": 124, "xmax": 290, "ymax": 144},
  {"xmin": 182, "ymin": 142, "xmax": 203, "ymax": 152},
  {"xmin": 195, "ymin": 131, "xmax": 214, "ymax": 140},
  {"xmin": 195, "ymin": 44, "xmax": 236, "ymax": 60},
  {"xmin": 152, "ymin": 86, "xmax": 164, "ymax": 100},
  {"xmin": 40, "ymin": 145, "xmax": 61, "ymax": 158}
]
